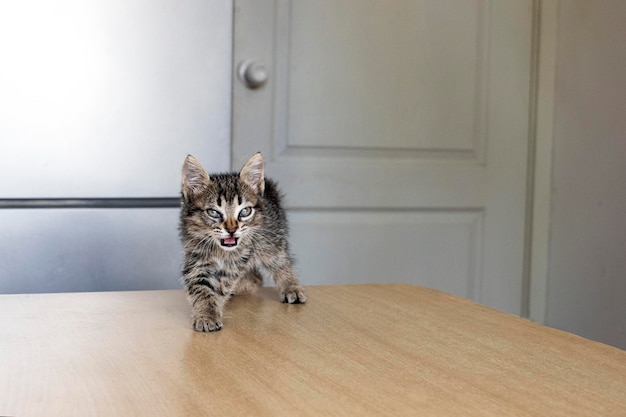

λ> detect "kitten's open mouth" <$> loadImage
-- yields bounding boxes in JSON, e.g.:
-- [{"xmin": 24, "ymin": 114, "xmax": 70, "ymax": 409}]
[{"xmin": 220, "ymin": 237, "xmax": 238, "ymax": 247}]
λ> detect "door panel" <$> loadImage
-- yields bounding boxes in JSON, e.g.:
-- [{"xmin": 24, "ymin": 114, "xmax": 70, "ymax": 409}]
[
  {"xmin": 287, "ymin": 1, "xmax": 484, "ymax": 152},
  {"xmin": 0, "ymin": 0, "xmax": 231, "ymax": 198},
  {"xmin": 233, "ymin": 0, "xmax": 533, "ymax": 314},
  {"xmin": 290, "ymin": 210, "xmax": 483, "ymax": 299}
]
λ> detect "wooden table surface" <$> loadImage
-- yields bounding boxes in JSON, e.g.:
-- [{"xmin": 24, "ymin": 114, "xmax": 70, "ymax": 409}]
[{"xmin": 1, "ymin": 284, "xmax": 625, "ymax": 416}]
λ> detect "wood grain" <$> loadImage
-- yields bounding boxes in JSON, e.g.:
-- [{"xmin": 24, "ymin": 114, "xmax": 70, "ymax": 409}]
[{"xmin": 1, "ymin": 285, "xmax": 625, "ymax": 416}]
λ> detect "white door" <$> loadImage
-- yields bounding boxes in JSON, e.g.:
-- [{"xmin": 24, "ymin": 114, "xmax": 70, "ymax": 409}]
[{"xmin": 233, "ymin": 0, "xmax": 533, "ymax": 314}]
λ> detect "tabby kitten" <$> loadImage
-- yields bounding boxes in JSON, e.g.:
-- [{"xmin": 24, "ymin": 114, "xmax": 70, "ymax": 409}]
[{"xmin": 180, "ymin": 153, "xmax": 306, "ymax": 332}]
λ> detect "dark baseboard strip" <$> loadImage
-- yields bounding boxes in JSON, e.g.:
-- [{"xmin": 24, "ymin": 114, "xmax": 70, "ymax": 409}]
[{"xmin": 0, "ymin": 198, "xmax": 181, "ymax": 209}]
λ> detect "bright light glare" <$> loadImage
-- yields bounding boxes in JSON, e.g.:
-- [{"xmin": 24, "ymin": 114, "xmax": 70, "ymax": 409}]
[{"xmin": 0, "ymin": 1, "xmax": 108, "ymax": 133}]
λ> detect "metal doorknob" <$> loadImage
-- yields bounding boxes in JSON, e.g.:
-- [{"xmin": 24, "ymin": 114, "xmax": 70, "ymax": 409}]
[{"xmin": 237, "ymin": 60, "xmax": 269, "ymax": 89}]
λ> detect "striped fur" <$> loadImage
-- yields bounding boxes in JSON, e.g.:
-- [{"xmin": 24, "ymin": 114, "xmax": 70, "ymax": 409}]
[{"xmin": 180, "ymin": 153, "xmax": 306, "ymax": 332}]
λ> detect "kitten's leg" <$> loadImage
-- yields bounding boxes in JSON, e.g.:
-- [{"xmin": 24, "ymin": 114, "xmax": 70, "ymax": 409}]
[
  {"xmin": 183, "ymin": 269, "xmax": 238, "ymax": 332},
  {"xmin": 266, "ymin": 254, "xmax": 307, "ymax": 304},
  {"xmin": 232, "ymin": 268, "xmax": 263, "ymax": 295}
]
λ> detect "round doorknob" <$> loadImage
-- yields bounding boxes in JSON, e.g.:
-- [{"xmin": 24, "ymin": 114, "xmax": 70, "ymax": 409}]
[{"xmin": 237, "ymin": 60, "xmax": 269, "ymax": 89}]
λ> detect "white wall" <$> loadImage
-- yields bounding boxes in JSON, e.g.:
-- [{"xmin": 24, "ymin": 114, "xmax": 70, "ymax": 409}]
[
  {"xmin": 546, "ymin": 0, "xmax": 626, "ymax": 349},
  {"xmin": 0, "ymin": 1, "xmax": 231, "ymax": 198},
  {"xmin": 0, "ymin": 1, "xmax": 232, "ymax": 294}
]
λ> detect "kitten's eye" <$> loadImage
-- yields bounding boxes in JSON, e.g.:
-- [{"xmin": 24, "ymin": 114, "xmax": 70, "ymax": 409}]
[
  {"xmin": 206, "ymin": 209, "xmax": 222, "ymax": 219},
  {"xmin": 238, "ymin": 207, "xmax": 253, "ymax": 219}
]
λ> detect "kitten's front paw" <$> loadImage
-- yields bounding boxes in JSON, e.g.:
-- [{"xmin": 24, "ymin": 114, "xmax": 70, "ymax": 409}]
[
  {"xmin": 192, "ymin": 316, "xmax": 223, "ymax": 332},
  {"xmin": 280, "ymin": 285, "xmax": 307, "ymax": 304}
]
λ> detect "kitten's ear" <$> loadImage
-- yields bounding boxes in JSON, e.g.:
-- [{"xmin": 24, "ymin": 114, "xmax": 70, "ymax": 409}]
[
  {"xmin": 240, "ymin": 152, "xmax": 265, "ymax": 194},
  {"xmin": 182, "ymin": 155, "xmax": 211, "ymax": 202}
]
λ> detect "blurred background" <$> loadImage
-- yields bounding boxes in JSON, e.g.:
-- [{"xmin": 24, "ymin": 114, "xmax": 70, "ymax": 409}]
[{"xmin": 0, "ymin": 1, "xmax": 624, "ymax": 349}]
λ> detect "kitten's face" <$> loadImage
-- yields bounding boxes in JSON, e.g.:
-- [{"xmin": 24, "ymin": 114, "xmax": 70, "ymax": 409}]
[
  {"xmin": 194, "ymin": 189, "xmax": 260, "ymax": 252},
  {"xmin": 181, "ymin": 154, "xmax": 265, "ymax": 252}
]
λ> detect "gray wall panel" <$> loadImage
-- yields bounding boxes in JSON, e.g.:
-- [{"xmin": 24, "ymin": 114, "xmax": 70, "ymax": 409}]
[{"xmin": 0, "ymin": 209, "xmax": 182, "ymax": 294}]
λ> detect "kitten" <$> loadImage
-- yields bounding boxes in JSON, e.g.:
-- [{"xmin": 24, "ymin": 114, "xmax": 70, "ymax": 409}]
[{"xmin": 179, "ymin": 153, "xmax": 306, "ymax": 332}]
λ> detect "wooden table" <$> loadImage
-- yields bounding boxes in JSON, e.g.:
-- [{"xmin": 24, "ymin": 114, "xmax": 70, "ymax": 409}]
[{"xmin": 1, "ymin": 285, "xmax": 625, "ymax": 416}]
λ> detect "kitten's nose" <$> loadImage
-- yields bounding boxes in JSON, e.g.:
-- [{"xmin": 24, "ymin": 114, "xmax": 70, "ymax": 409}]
[{"xmin": 225, "ymin": 222, "xmax": 238, "ymax": 235}]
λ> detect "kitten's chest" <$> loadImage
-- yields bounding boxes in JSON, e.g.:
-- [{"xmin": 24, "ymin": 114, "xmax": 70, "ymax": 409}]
[{"xmin": 213, "ymin": 249, "xmax": 254, "ymax": 273}]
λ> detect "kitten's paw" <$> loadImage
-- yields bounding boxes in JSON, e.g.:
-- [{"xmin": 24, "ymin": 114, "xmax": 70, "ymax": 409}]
[
  {"xmin": 192, "ymin": 316, "xmax": 223, "ymax": 332},
  {"xmin": 280, "ymin": 285, "xmax": 307, "ymax": 304}
]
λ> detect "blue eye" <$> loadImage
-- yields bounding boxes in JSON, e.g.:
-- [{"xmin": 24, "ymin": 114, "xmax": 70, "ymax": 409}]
[
  {"xmin": 206, "ymin": 209, "xmax": 222, "ymax": 219},
  {"xmin": 238, "ymin": 207, "xmax": 253, "ymax": 219}
]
